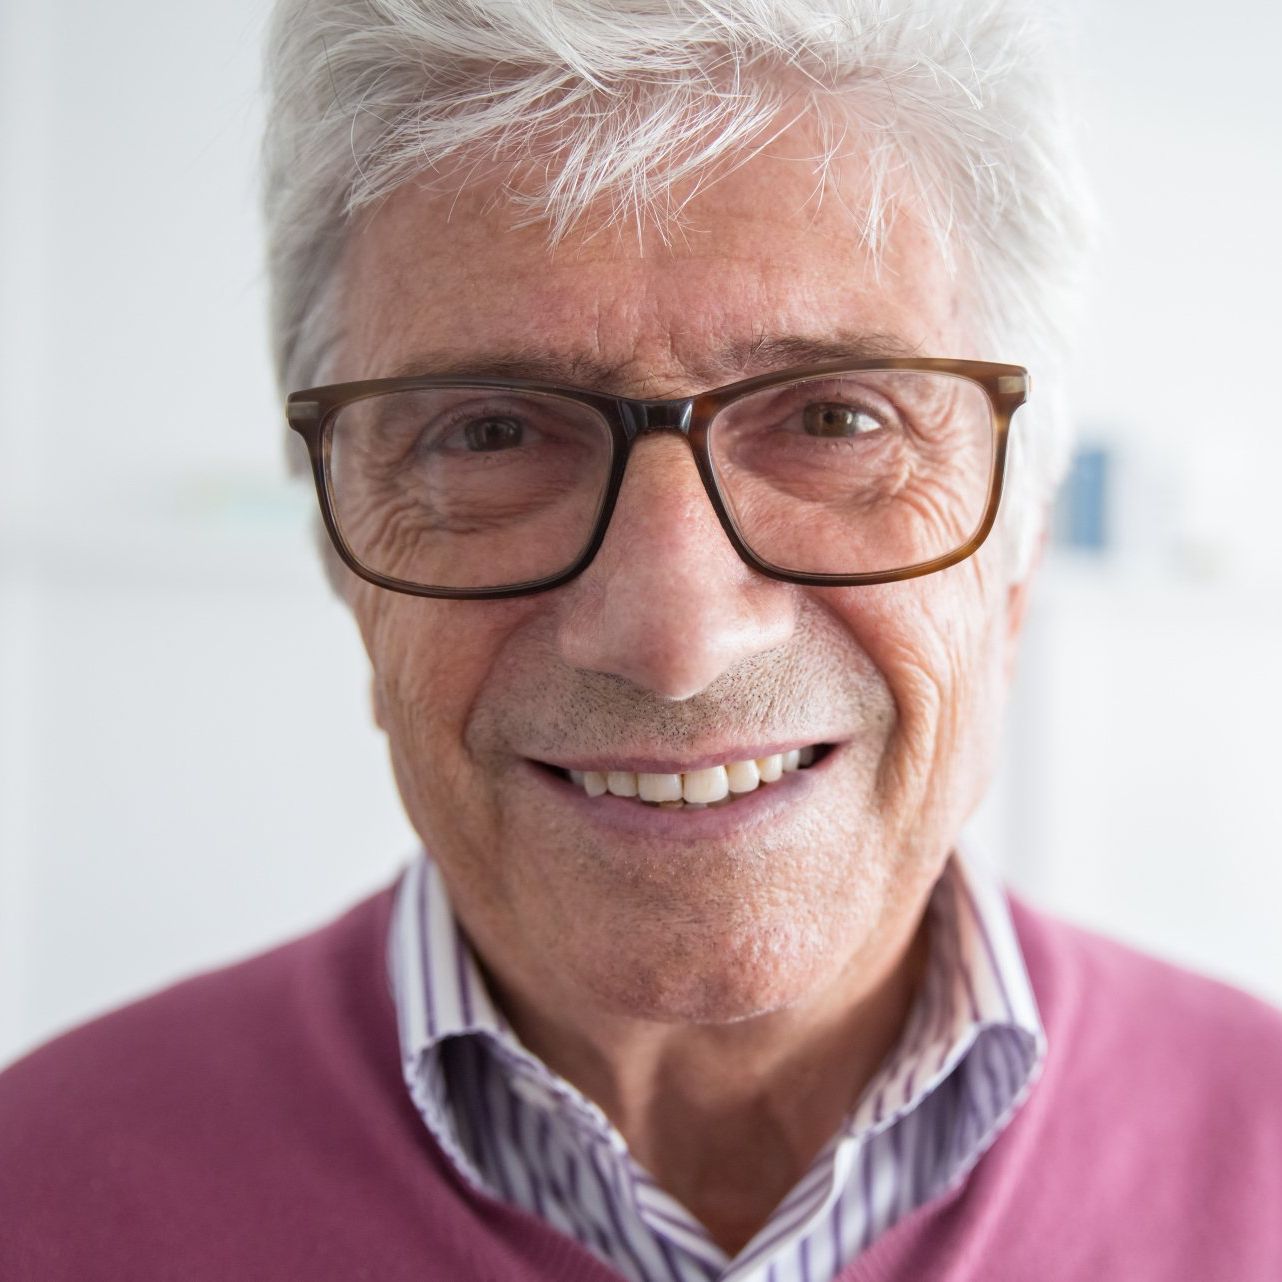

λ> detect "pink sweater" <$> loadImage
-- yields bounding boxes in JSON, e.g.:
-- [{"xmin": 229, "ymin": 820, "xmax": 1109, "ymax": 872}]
[{"xmin": 2, "ymin": 884, "xmax": 1280, "ymax": 1280}]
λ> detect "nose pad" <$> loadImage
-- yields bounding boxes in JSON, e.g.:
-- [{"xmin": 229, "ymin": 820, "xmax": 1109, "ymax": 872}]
[
  {"xmin": 634, "ymin": 397, "xmax": 694, "ymax": 434},
  {"xmin": 553, "ymin": 433, "xmax": 797, "ymax": 700}
]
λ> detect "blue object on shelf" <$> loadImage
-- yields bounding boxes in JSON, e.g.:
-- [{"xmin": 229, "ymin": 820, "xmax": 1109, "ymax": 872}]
[{"xmin": 1053, "ymin": 445, "xmax": 1110, "ymax": 552}]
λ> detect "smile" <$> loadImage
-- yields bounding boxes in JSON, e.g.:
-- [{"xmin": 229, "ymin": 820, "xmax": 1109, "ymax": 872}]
[{"xmin": 542, "ymin": 743, "xmax": 834, "ymax": 809}]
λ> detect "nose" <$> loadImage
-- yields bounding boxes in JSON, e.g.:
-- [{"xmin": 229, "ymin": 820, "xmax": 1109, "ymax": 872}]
[{"xmin": 553, "ymin": 433, "xmax": 798, "ymax": 700}]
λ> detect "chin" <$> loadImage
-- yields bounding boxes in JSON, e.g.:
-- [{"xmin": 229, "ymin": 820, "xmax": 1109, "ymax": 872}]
[{"xmin": 563, "ymin": 912, "xmax": 847, "ymax": 1026}]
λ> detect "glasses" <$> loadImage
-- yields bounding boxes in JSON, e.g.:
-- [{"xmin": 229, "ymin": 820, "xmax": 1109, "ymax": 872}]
[{"xmin": 285, "ymin": 358, "xmax": 1027, "ymax": 599}]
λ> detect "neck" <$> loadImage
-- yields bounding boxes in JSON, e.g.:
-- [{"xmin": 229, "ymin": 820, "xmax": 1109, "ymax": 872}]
[{"xmin": 489, "ymin": 909, "xmax": 931, "ymax": 1255}]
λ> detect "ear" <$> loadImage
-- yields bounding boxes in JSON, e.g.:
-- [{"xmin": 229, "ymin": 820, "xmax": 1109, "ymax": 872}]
[{"xmin": 1002, "ymin": 528, "xmax": 1047, "ymax": 688}]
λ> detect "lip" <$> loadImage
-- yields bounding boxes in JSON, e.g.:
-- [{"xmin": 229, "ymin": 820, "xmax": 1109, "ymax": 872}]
[
  {"xmin": 538, "ymin": 739, "xmax": 835, "ymax": 776},
  {"xmin": 520, "ymin": 741, "xmax": 841, "ymax": 840}
]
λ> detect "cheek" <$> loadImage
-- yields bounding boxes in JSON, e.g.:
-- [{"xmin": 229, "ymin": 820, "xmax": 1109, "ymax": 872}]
[
  {"xmin": 358, "ymin": 588, "xmax": 540, "ymax": 760},
  {"xmin": 824, "ymin": 560, "xmax": 1008, "ymax": 797}
]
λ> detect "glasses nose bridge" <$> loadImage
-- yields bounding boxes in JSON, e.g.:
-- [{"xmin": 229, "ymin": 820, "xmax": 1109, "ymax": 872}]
[
  {"xmin": 616, "ymin": 393, "xmax": 709, "ymax": 495},
  {"xmin": 605, "ymin": 391, "xmax": 743, "ymax": 573},
  {"xmin": 627, "ymin": 395, "xmax": 695, "ymax": 437}
]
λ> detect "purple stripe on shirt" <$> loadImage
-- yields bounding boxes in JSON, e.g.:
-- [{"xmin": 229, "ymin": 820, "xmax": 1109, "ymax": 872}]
[
  {"xmin": 953, "ymin": 865, "xmax": 1018, "ymax": 1024},
  {"xmin": 559, "ymin": 1146, "xmax": 613, "ymax": 1263},
  {"xmin": 586, "ymin": 1144, "xmax": 654, "ymax": 1282},
  {"xmin": 534, "ymin": 1110, "xmax": 561, "ymax": 1198},
  {"xmin": 772, "ymin": 1158, "xmax": 833, "ymax": 1218},
  {"xmin": 934, "ymin": 907, "xmax": 966, "ymax": 1072},
  {"xmin": 977, "ymin": 1035, "xmax": 1007, "ymax": 1121},
  {"xmin": 912, "ymin": 1090, "xmax": 940, "ymax": 1204},
  {"xmin": 898, "ymin": 941, "xmax": 943, "ymax": 1108},
  {"xmin": 561, "ymin": 1145, "xmax": 613, "ymax": 1262},
  {"xmin": 889, "ymin": 1108, "xmax": 908, "ymax": 1221},
  {"xmin": 731, "ymin": 1171, "xmax": 834, "ymax": 1273},
  {"xmin": 566, "ymin": 1142, "xmax": 581, "ymax": 1206},
  {"xmin": 652, "ymin": 1228, "xmax": 692, "ymax": 1282},
  {"xmin": 417, "ymin": 861, "xmax": 438, "ymax": 1038},
  {"xmin": 506, "ymin": 1080, "xmax": 548, "ymax": 1218},
  {"xmin": 638, "ymin": 1202, "xmax": 710, "ymax": 1236},
  {"xmin": 534, "ymin": 1113, "xmax": 594, "ymax": 1250},
  {"xmin": 950, "ymin": 1070, "xmax": 989, "ymax": 1171},
  {"xmin": 831, "ymin": 1184, "xmax": 845, "ymax": 1268},
  {"xmin": 859, "ymin": 1136, "xmax": 876, "ymax": 1251},
  {"xmin": 871, "ymin": 1080, "xmax": 888, "ymax": 1128},
  {"xmin": 388, "ymin": 886, "xmax": 408, "ymax": 1051},
  {"xmin": 634, "ymin": 1205, "xmax": 726, "ymax": 1275},
  {"xmin": 618, "ymin": 1163, "xmax": 687, "ymax": 1282},
  {"xmin": 471, "ymin": 1045, "xmax": 516, "ymax": 1201},
  {"xmin": 999, "ymin": 1029, "xmax": 1030, "ymax": 1106},
  {"xmin": 946, "ymin": 883, "xmax": 981, "ymax": 1024},
  {"xmin": 986, "ymin": 1032, "xmax": 1018, "ymax": 1116},
  {"xmin": 453, "ymin": 917, "xmax": 474, "ymax": 1026},
  {"xmin": 964, "ymin": 1080, "xmax": 988, "ymax": 1160},
  {"xmin": 969, "ymin": 1045, "xmax": 1002, "ymax": 1147}
]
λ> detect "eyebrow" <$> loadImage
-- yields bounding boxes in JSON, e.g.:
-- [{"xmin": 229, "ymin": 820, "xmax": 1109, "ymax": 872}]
[{"xmin": 380, "ymin": 331, "xmax": 921, "ymax": 390}]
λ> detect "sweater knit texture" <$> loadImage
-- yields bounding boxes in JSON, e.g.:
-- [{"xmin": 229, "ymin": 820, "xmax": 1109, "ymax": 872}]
[{"xmin": 2, "ymin": 882, "xmax": 1281, "ymax": 1281}]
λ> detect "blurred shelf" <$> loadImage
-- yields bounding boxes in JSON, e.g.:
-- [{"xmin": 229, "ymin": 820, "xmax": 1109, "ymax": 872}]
[
  {"xmin": 0, "ymin": 477, "xmax": 327, "ymax": 593},
  {"xmin": 1037, "ymin": 551, "xmax": 1282, "ymax": 621}
]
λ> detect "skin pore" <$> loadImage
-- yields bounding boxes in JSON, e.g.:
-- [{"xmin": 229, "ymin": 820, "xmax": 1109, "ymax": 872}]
[{"xmin": 331, "ymin": 143, "xmax": 1034, "ymax": 1252}]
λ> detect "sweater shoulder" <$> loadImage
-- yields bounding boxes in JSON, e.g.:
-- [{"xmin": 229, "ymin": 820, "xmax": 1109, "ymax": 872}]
[
  {"xmin": 857, "ymin": 901, "xmax": 1282, "ymax": 1279},
  {"xmin": 1, "ymin": 882, "xmax": 398, "ymax": 1097},
  {"xmin": 1012, "ymin": 893, "xmax": 1282, "ymax": 1035},
  {"xmin": 0, "ymin": 875, "xmax": 627, "ymax": 1282},
  {"xmin": 0, "ymin": 883, "xmax": 401, "ymax": 1205},
  {"xmin": 1009, "ymin": 893, "xmax": 1282, "ymax": 1126}
]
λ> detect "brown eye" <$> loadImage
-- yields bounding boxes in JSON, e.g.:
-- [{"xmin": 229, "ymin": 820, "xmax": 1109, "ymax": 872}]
[
  {"xmin": 463, "ymin": 417, "xmax": 524, "ymax": 451},
  {"xmin": 803, "ymin": 403, "xmax": 882, "ymax": 438}
]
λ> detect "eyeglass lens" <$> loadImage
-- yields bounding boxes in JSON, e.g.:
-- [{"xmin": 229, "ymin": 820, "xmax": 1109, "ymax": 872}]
[{"xmin": 325, "ymin": 370, "xmax": 996, "ymax": 591}]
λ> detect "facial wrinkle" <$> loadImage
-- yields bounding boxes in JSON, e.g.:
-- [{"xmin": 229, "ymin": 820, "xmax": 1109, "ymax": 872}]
[{"xmin": 469, "ymin": 603, "xmax": 895, "ymax": 767}]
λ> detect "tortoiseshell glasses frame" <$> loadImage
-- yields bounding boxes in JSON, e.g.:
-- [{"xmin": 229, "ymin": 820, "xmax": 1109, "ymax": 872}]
[{"xmin": 285, "ymin": 357, "xmax": 1028, "ymax": 600}]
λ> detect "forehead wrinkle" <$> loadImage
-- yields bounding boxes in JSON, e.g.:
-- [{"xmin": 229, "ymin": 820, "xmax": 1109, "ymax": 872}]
[
  {"xmin": 376, "ymin": 328, "xmax": 922, "ymax": 395},
  {"xmin": 380, "ymin": 347, "xmax": 630, "ymax": 386}
]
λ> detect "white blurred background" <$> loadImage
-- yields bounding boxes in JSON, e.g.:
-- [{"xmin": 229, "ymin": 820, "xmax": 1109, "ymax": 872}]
[{"xmin": 2, "ymin": 0, "xmax": 1279, "ymax": 1068}]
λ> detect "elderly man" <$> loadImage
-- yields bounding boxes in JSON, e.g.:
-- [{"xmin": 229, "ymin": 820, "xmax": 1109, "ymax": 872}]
[{"xmin": 3, "ymin": 2, "xmax": 1281, "ymax": 1279}]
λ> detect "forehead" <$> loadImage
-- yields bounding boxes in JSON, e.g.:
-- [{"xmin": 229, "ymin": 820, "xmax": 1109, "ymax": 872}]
[{"xmin": 334, "ymin": 147, "xmax": 967, "ymax": 391}]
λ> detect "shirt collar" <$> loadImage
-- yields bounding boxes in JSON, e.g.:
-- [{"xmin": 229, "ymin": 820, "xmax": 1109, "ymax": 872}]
[
  {"xmin": 843, "ymin": 847, "xmax": 1045, "ymax": 1141},
  {"xmin": 387, "ymin": 843, "xmax": 1045, "ymax": 1188}
]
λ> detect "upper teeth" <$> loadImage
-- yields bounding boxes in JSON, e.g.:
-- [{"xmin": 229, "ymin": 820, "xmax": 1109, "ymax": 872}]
[{"xmin": 570, "ymin": 746, "xmax": 817, "ymax": 804}]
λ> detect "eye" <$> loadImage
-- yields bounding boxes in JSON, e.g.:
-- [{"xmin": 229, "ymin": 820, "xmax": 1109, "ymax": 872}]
[
  {"xmin": 803, "ymin": 402, "xmax": 884, "ymax": 438},
  {"xmin": 462, "ymin": 416, "xmax": 525, "ymax": 451}
]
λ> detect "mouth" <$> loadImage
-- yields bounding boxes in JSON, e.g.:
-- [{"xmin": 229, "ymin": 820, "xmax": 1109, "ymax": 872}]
[{"xmin": 533, "ymin": 742, "xmax": 836, "ymax": 810}]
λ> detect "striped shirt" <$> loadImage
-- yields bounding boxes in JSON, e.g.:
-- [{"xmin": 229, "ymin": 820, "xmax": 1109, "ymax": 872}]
[{"xmin": 388, "ymin": 849, "xmax": 1044, "ymax": 1282}]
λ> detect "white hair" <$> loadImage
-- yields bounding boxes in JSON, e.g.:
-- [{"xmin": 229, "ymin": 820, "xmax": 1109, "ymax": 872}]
[{"xmin": 262, "ymin": 0, "xmax": 1093, "ymax": 578}]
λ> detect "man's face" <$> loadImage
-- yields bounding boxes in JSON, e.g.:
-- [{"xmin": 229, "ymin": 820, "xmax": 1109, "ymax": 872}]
[{"xmin": 333, "ymin": 147, "xmax": 1030, "ymax": 1025}]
